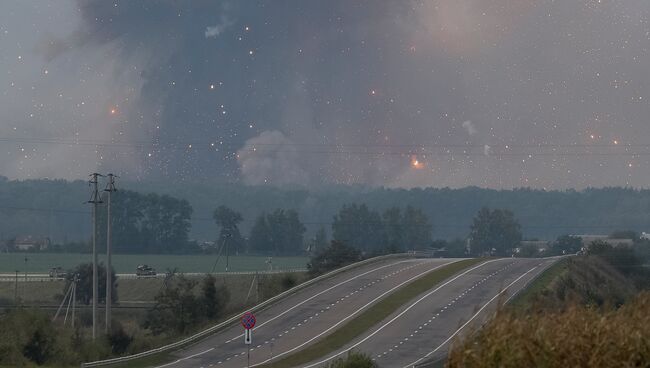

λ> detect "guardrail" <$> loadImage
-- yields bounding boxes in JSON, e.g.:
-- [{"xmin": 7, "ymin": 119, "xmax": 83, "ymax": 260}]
[{"xmin": 81, "ymin": 253, "xmax": 413, "ymax": 367}]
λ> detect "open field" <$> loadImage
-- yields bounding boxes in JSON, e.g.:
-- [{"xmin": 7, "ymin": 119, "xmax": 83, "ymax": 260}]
[
  {"xmin": 0, "ymin": 271, "xmax": 309, "ymax": 305},
  {"xmin": 0, "ymin": 252, "xmax": 308, "ymax": 273}
]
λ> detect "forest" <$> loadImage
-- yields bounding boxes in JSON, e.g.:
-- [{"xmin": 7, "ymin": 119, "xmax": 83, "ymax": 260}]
[{"xmin": 1, "ymin": 177, "xmax": 650, "ymax": 253}]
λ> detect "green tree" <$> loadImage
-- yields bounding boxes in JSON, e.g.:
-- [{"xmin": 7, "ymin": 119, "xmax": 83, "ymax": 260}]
[
  {"xmin": 201, "ymin": 274, "xmax": 229, "ymax": 319},
  {"xmin": 308, "ymin": 241, "xmax": 361, "ymax": 277},
  {"xmin": 97, "ymin": 190, "xmax": 193, "ymax": 253},
  {"xmin": 65, "ymin": 263, "xmax": 117, "ymax": 305},
  {"xmin": 144, "ymin": 275, "xmax": 202, "ymax": 335},
  {"xmin": 469, "ymin": 207, "xmax": 522, "ymax": 256},
  {"xmin": 383, "ymin": 207, "xmax": 403, "ymax": 250},
  {"xmin": 249, "ymin": 213, "xmax": 271, "ymax": 254},
  {"xmin": 249, "ymin": 209, "xmax": 306, "ymax": 255},
  {"xmin": 402, "ymin": 205, "xmax": 432, "ymax": 250},
  {"xmin": 332, "ymin": 204, "xmax": 385, "ymax": 253},
  {"xmin": 328, "ymin": 351, "xmax": 377, "ymax": 368},
  {"xmin": 554, "ymin": 235, "xmax": 583, "ymax": 254},
  {"xmin": 213, "ymin": 205, "xmax": 245, "ymax": 254}
]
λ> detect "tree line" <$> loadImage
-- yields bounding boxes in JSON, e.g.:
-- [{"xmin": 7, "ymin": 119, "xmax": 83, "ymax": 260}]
[{"xmin": 211, "ymin": 203, "xmax": 433, "ymax": 256}]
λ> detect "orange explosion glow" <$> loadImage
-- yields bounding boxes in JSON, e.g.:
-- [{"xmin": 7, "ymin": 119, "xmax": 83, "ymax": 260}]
[{"xmin": 411, "ymin": 155, "xmax": 424, "ymax": 169}]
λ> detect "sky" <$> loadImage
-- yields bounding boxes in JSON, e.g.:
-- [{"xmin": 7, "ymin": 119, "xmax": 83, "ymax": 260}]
[{"xmin": 1, "ymin": 0, "xmax": 649, "ymax": 189}]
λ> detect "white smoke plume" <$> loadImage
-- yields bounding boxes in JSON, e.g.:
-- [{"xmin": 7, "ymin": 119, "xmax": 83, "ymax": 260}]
[
  {"xmin": 484, "ymin": 145, "xmax": 491, "ymax": 156},
  {"xmin": 237, "ymin": 130, "xmax": 311, "ymax": 186},
  {"xmin": 205, "ymin": 16, "xmax": 234, "ymax": 38},
  {"xmin": 462, "ymin": 120, "xmax": 477, "ymax": 136}
]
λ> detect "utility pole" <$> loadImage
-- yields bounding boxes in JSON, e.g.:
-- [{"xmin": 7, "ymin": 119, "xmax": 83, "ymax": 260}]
[
  {"xmin": 14, "ymin": 270, "xmax": 18, "ymax": 304},
  {"xmin": 104, "ymin": 174, "xmax": 117, "ymax": 334},
  {"xmin": 88, "ymin": 173, "xmax": 103, "ymax": 340}
]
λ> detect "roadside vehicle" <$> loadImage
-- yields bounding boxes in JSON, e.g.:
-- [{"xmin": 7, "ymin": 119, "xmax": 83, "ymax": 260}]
[
  {"xmin": 49, "ymin": 266, "xmax": 67, "ymax": 279},
  {"xmin": 135, "ymin": 264, "xmax": 156, "ymax": 277}
]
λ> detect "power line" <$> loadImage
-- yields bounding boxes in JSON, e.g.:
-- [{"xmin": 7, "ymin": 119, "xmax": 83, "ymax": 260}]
[{"xmin": 2, "ymin": 136, "xmax": 650, "ymax": 149}]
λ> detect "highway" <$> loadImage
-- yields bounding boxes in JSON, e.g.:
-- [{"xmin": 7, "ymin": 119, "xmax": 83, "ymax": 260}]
[
  {"xmin": 155, "ymin": 257, "xmax": 460, "ymax": 368},
  {"xmin": 303, "ymin": 257, "xmax": 560, "ymax": 368},
  {"xmin": 152, "ymin": 257, "xmax": 559, "ymax": 368}
]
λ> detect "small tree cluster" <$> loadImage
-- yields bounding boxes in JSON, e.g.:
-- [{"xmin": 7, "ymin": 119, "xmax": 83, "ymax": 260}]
[
  {"xmin": 308, "ymin": 241, "xmax": 362, "ymax": 277},
  {"xmin": 144, "ymin": 274, "xmax": 229, "ymax": 335},
  {"xmin": 249, "ymin": 209, "xmax": 306, "ymax": 255},
  {"xmin": 469, "ymin": 207, "xmax": 522, "ymax": 256},
  {"xmin": 64, "ymin": 262, "xmax": 117, "ymax": 305},
  {"xmin": 332, "ymin": 204, "xmax": 432, "ymax": 253}
]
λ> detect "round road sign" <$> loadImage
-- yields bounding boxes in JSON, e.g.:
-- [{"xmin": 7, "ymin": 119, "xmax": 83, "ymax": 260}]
[{"xmin": 241, "ymin": 312, "xmax": 256, "ymax": 330}]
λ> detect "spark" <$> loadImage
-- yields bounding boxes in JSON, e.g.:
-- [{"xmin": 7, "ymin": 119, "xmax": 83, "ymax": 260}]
[{"xmin": 410, "ymin": 155, "xmax": 424, "ymax": 169}]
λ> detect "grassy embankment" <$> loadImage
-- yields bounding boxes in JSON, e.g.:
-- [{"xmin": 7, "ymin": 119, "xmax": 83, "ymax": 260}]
[
  {"xmin": 259, "ymin": 258, "xmax": 483, "ymax": 368},
  {"xmin": 0, "ymin": 271, "xmax": 308, "ymax": 368},
  {"xmin": 446, "ymin": 255, "xmax": 650, "ymax": 367},
  {"xmin": 1, "ymin": 271, "xmax": 308, "ymax": 306}
]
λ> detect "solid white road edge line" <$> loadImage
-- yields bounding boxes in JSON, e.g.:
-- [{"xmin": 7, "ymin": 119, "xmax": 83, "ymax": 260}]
[
  {"xmin": 153, "ymin": 259, "xmax": 420, "ymax": 368},
  {"xmin": 300, "ymin": 258, "xmax": 501, "ymax": 368},
  {"xmin": 154, "ymin": 348, "xmax": 214, "ymax": 368},
  {"xmin": 251, "ymin": 259, "xmax": 458, "ymax": 367},
  {"xmin": 403, "ymin": 264, "xmax": 539, "ymax": 368},
  {"xmin": 233, "ymin": 259, "xmax": 421, "ymax": 339}
]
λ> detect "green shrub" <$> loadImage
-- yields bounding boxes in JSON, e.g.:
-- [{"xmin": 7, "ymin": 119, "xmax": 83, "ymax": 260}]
[{"xmin": 329, "ymin": 351, "xmax": 377, "ymax": 368}]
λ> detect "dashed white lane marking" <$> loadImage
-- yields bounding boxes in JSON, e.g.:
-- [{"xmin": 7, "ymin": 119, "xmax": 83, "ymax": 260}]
[
  {"xmin": 403, "ymin": 264, "xmax": 540, "ymax": 368},
  {"xmin": 154, "ymin": 348, "xmax": 214, "ymax": 368},
  {"xmin": 300, "ymin": 259, "xmax": 502, "ymax": 368},
  {"xmin": 250, "ymin": 260, "xmax": 456, "ymax": 367},
  {"xmin": 222, "ymin": 259, "xmax": 419, "ymax": 344},
  {"xmin": 377, "ymin": 262, "xmax": 517, "ymax": 360},
  {"xmin": 212, "ymin": 260, "xmax": 441, "ymax": 366}
]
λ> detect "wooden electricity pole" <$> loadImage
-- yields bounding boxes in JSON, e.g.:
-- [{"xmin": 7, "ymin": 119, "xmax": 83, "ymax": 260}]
[
  {"xmin": 88, "ymin": 173, "xmax": 103, "ymax": 340},
  {"xmin": 104, "ymin": 174, "xmax": 117, "ymax": 334}
]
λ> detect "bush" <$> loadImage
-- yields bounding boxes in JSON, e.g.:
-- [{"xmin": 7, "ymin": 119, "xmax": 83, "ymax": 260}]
[
  {"xmin": 308, "ymin": 241, "xmax": 361, "ymax": 277},
  {"xmin": 108, "ymin": 322, "xmax": 133, "ymax": 355},
  {"xmin": 144, "ymin": 274, "xmax": 230, "ymax": 335},
  {"xmin": 329, "ymin": 351, "xmax": 377, "ymax": 368},
  {"xmin": 0, "ymin": 309, "xmax": 77, "ymax": 366}
]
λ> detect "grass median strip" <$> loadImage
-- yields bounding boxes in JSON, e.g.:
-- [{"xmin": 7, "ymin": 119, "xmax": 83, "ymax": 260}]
[{"xmin": 259, "ymin": 258, "xmax": 483, "ymax": 368}]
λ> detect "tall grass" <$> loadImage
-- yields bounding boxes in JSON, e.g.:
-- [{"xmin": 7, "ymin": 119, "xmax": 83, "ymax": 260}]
[{"xmin": 447, "ymin": 292, "xmax": 650, "ymax": 367}]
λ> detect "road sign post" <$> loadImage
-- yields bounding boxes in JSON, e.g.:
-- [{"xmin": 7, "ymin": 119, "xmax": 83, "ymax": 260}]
[{"xmin": 241, "ymin": 312, "xmax": 256, "ymax": 368}]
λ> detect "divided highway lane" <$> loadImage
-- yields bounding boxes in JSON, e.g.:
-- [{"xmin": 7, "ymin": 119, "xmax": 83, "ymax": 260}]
[
  {"xmin": 304, "ymin": 257, "xmax": 561, "ymax": 368},
  {"xmin": 158, "ymin": 257, "xmax": 461, "ymax": 368}
]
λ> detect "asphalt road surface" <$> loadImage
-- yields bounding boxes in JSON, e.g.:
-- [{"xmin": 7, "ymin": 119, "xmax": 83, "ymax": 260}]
[
  {"xmin": 303, "ymin": 257, "xmax": 561, "ymax": 368},
  {"xmin": 155, "ymin": 257, "xmax": 461, "ymax": 368}
]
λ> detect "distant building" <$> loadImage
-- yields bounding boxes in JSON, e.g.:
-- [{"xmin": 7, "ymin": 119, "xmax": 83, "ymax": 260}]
[
  {"xmin": 519, "ymin": 240, "xmax": 550, "ymax": 253},
  {"xmin": 572, "ymin": 235, "xmax": 634, "ymax": 248},
  {"xmin": 13, "ymin": 236, "xmax": 51, "ymax": 251},
  {"xmin": 642, "ymin": 232, "xmax": 650, "ymax": 241}
]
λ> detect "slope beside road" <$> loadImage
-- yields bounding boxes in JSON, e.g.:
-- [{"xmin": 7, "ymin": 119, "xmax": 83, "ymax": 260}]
[{"xmin": 301, "ymin": 257, "xmax": 561, "ymax": 368}]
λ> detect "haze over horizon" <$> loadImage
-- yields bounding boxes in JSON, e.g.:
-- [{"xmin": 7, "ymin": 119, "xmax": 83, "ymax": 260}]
[{"xmin": 1, "ymin": 1, "xmax": 649, "ymax": 189}]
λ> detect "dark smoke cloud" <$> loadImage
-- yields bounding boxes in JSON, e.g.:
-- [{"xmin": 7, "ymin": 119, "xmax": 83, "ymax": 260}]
[{"xmin": 1, "ymin": 0, "xmax": 649, "ymax": 188}]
